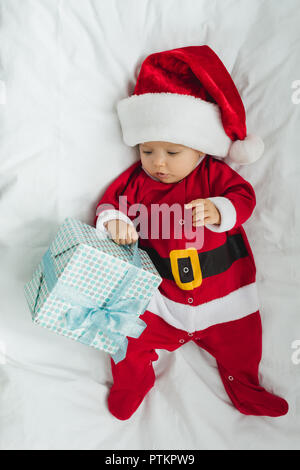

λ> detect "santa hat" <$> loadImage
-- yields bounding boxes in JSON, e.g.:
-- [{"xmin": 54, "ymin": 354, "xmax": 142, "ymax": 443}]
[{"xmin": 117, "ymin": 46, "xmax": 264, "ymax": 164}]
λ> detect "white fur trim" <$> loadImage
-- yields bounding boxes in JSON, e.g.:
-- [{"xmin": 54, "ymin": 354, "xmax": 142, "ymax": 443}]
[
  {"xmin": 205, "ymin": 197, "xmax": 237, "ymax": 233},
  {"xmin": 229, "ymin": 134, "xmax": 264, "ymax": 164},
  {"xmin": 96, "ymin": 209, "xmax": 134, "ymax": 236},
  {"xmin": 146, "ymin": 282, "xmax": 260, "ymax": 333},
  {"xmin": 117, "ymin": 93, "xmax": 232, "ymax": 157}
]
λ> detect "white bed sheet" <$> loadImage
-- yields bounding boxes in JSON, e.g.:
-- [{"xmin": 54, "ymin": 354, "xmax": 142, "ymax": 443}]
[{"xmin": 0, "ymin": 0, "xmax": 299, "ymax": 450}]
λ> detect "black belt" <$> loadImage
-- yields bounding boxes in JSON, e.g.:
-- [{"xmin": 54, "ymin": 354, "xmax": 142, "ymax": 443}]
[{"xmin": 138, "ymin": 233, "xmax": 248, "ymax": 284}]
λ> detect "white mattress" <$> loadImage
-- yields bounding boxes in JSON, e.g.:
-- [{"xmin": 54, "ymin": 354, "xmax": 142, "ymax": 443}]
[{"xmin": 0, "ymin": 0, "xmax": 299, "ymax": 450}]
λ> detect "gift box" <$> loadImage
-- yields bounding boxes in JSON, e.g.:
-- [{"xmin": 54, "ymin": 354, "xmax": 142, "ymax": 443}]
[{"xmin": 24, "ymin": 217, "xmax": 162, "ymax": 363}]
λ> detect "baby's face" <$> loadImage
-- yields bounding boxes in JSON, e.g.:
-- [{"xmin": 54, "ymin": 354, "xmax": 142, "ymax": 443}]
[{"xmin": 139, "ymin": 141, "xmax": 205, "ymax": 184}]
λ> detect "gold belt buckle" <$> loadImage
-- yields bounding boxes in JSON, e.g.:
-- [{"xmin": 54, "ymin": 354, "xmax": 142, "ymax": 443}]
[{"xmin": 169, "ymin": 247, "xmax": 202, "ymax": 290}]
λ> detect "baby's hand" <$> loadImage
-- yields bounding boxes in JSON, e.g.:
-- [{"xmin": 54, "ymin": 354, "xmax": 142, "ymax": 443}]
[
  {"xmin": 185, "ymin": 199, "xmax": 221, "ymax": 226},
  {"xmin": 104, "ymin": 219, "xmax": 139, "ymax": 245}
]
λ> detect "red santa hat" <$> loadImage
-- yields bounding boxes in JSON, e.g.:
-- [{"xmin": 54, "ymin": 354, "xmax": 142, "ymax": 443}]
[{"xmin": 117, "ymin": 45, "xmax": 264, "ymax": 164}]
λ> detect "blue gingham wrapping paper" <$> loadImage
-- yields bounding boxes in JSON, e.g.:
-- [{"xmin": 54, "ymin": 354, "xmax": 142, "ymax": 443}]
[{"xmin": 24, "ymin": 218, "xmax": 162, "ymax": 355}]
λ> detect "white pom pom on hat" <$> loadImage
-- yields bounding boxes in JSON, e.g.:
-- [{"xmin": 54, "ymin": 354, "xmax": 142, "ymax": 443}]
[{"xmin": 229, "ymin": 134, "xmax": 265, "ymax": 164}]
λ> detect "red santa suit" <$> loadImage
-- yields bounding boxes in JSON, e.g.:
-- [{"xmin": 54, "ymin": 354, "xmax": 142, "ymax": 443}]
[{"xmin": 94, "ymin": 156, "xmax": 289, "ymax": 419}]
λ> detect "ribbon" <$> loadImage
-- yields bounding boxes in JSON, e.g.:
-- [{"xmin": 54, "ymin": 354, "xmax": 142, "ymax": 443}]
[{"xmin": 42, "ymin": 241, "xmax": 147, "ymax": 363}]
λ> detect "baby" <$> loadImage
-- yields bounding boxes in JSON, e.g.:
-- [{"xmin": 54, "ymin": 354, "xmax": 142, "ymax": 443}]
[
  {"xmin": 94, "ymin": 46, "xmax": 288, "ymax": 420},
  {"xmin": 104, "ymin": 141, "xmax": 220, "ymax": 244}
]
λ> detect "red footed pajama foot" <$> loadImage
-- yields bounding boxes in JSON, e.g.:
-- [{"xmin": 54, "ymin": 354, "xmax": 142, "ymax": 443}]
[
  {"xmin": 238, "ymin": 390, "xmax": 289, "ymax": 417},
  {"xmin": 221, "ymin": 374, "xmax": 289, "ymax": 417},
  {"xmin": 108, "ymin": 388, "xmax": 151, "ymax": 420}
]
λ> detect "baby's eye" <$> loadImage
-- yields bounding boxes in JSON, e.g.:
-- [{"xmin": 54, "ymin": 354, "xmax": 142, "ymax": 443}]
[
  {"xmin": 168, "ymin": 151, "xmax": 179, "ymax": 155},
  {"xmin": 143, "ymin": 151, "xmax": 152, "ymax": 154}
]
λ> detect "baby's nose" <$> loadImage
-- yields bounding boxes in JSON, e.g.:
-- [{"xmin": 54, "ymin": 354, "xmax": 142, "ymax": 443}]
[{"xmin": 154, "ymin": 153, "xmax": 167, "ymax": 166}]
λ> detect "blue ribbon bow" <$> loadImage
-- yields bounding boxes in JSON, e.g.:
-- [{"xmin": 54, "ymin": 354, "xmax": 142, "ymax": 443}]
[{"xmin": 42, "ymin": 241, "xmax": 147, "ymax": 363}]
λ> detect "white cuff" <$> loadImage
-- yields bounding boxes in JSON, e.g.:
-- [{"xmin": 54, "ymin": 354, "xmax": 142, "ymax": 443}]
[
  {"xmin": 96, "ymin": 209, "xmax": 135, "ymax": 236},
  {"xmin": 205, "ymin": 197, "xmax": 237, "ymax": 233}
]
